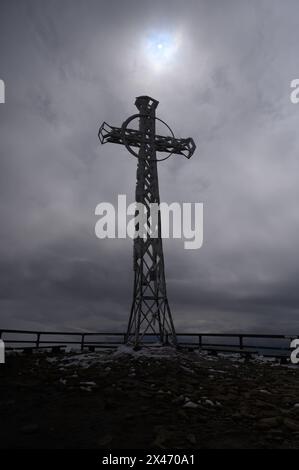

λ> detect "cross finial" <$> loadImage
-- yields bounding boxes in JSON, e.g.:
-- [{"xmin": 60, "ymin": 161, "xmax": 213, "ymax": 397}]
[{"xmin": 135, "ymin": 95, "xmax": 159, "ymax": 111}]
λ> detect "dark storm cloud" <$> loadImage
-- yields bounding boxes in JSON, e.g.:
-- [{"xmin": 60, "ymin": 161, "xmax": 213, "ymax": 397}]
[{"xmin": 0, "ymin": 0, "xmax": 299, "ymax": 333}]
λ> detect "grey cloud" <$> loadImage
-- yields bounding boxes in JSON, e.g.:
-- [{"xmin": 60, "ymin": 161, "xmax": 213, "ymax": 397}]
[{"xmin": 0, "ymin": 0, "xmax": 299, "ymax": 334}]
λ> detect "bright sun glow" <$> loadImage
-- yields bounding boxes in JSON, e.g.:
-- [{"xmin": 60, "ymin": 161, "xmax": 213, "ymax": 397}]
[{"xmin": 145, "ymin": 32, "xmax": 180, "ymax": 70}]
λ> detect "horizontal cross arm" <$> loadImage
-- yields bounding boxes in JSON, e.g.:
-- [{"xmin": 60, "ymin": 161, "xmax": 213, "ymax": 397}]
[{"xmin": 98, "ymin": 122, "xmax": 196, "ymax": 159}]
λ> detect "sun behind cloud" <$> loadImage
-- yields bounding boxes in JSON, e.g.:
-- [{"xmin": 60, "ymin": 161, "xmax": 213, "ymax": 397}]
[{"xmin": 144, "ymin": 31, "xmax": 181, "ymax": 71}]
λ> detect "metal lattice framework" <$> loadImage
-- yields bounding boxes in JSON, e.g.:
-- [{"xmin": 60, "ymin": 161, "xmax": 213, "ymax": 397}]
[{"xmin": 98, "ymin": 96, "xmax": 196, "ymax": 348}]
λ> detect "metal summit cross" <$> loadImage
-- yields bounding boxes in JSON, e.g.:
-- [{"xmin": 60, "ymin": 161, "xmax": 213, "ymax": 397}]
[{"xmin": 98, "ymin": 96, "xmax": 196, "ymax": 348}]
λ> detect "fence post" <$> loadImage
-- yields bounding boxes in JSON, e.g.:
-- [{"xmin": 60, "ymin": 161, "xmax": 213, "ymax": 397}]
[
  {"xmin": 81, "ymin": 334, "xmax": 85, "ymax": 351},
  {"xmin": 239, "ymin": 335, "xmax": 244, "ymax": 350},
  {"xmin": 36, "ymin": 333, "xmax": 41, "ymax": 348},
  {"xmin": 198, "ymin": 335, "xmax": 202, "ymax": 349}
]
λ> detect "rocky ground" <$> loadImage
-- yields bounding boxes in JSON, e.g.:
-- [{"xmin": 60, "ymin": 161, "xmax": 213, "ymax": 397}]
[{"xmin": 1, "ymin": 346, "xmax": 299, "ymax": 449}]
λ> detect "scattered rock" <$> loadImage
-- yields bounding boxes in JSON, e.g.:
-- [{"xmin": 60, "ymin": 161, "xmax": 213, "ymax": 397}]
[
  {"xmin": 283, "ymin": 418, "xmax": 299, "ymax": 432},
  {"xmin": 152, "ymin": 426, "xmax": 171, "ymax": 448},
  {"xmin": 98, "ymin": 434, "xmax": 113, "ymax": 447},
  {"xmin": 186, "ymin": 433, "xmax": 197, "ymax": 445},
  {"xmin": 21, "ymin": 424, "xmax": 39, "ymax": 435},
  {"xmin": 205, "ymin": 399, "xmax": 215, "ymax": 407},
  {"xmin": 183, "ymin": 401, "xmax": 198, "ymax": 409},
  {"xmin": 257, "ymin": 417, "xmax": 281, "ymax": 430}
]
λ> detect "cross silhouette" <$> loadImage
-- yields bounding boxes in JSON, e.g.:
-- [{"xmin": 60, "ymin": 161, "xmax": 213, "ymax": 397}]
[{"xmin": 98, "ymin": 96, "xmax": 196, "ymax": 348}]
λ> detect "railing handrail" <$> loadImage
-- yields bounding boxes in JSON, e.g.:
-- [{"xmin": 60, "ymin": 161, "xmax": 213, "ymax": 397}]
[
  {"xmin": 1, "ymin": 329, "xmax": 298, "ymax": 339},
  {"xmin": 0, "ymin": 329, "xmax": 125, "ymax": 336}
]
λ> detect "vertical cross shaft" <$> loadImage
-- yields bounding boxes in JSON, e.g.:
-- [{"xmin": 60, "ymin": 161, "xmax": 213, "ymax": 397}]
[{"xmin": 125, "ymin": 96, "xmax": 176, "ymax": 348}]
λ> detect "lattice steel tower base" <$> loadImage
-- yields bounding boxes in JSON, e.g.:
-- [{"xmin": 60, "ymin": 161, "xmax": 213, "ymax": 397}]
[{"xmin": 99, "ymin": 96, "xmax": 196, "ymax": 348}]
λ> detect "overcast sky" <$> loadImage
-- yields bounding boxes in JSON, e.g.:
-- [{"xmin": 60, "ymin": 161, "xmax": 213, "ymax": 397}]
[{"xmin": 0, "ymin": 0, "xmax": 299, "ymax": 334}]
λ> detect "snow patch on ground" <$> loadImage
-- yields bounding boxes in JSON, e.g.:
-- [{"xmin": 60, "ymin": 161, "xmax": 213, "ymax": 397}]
[{"xmin": 112, "ymin": 345, "xmax": 179, "ymax": 359}]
